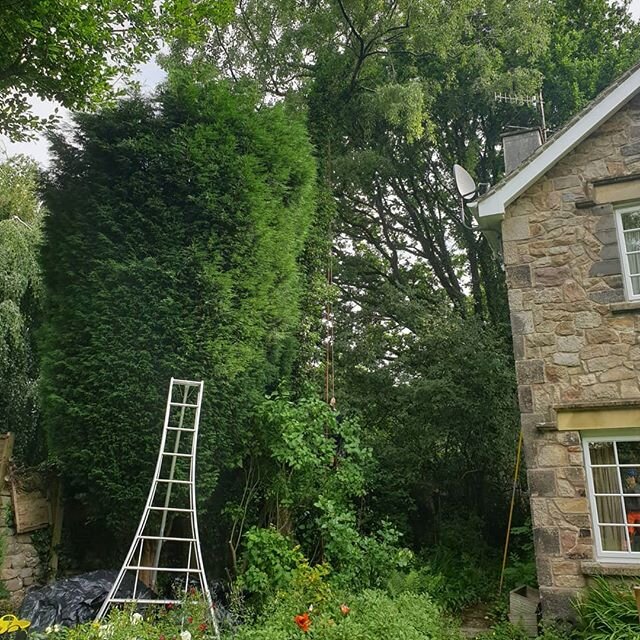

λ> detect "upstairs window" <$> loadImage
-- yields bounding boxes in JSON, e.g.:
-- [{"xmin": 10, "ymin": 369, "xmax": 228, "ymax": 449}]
[
  {"xmin": 615, "ymin": 204, "xmax": 640, "ymax": 300},
  {"xmin": 584, "ymin": 435, "xmax": 640, "ymax": 561}
]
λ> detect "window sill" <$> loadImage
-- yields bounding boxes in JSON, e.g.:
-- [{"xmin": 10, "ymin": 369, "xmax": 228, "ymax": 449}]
[
  {"xmin": 610, "ymin": 300, "xmax": 640, "ymax": 314},
  {"xmin": 582, "ymin": 561, "xmax": 640, "ymax": 576}
]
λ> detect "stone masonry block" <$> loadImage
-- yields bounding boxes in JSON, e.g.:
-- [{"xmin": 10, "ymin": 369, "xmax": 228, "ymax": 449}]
[
  {"xmin": 589, "ymin": 289, "xmax": 624, "ymax": 304},
  {"xmin": 534, "ymin": 527, "xmax": 561, "ymax": 555},
  {"xmin": 518, "ymin": 386, "xmax": 533, "ymax": 413},
  {"xmin": 539, "ymin": 587, "xmax": 577, "ymax": 621},
  {"xmin": 502, "ymin": 216, "xmax": 530, "ymax": 241},
  {"xmin": 575, "ymin": 311, "xmax": 601, "ymax": 329},
  {"xmin": 622, "ymin": 141, "xmax": 640, "ymax": 156},
  {"xmin": 528, "ymin": 469, "xmax": 557, "ymax": 497},
  {"xmin": 511, "ymin": 310, "xmax": 534, "ymax": 335},
  {"xmin": 535, "ymin": 266, "xmax": 571, "ymax": 287},
  {"xmin": 589, "ymin": 259, "xmax": 621, "ymax": 277},
  {"xmin": 537, "ymin": 444, "xmax": 569, "ymax": 467},
  {"xmin": 506, "ymin": 265, "xmax": 532, "ymax": 288},
  {"xmin": 516, "ymin": 359, "xmax": 545, "ymax": 384}
]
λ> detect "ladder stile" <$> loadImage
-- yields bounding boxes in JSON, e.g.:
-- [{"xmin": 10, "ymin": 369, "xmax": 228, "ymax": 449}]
[{"xmin": 95, "ymin": 378, "xmax": 218, "ymax": 638}]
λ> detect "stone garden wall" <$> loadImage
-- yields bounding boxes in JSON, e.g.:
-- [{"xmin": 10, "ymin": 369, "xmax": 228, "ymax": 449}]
[
  {"xmin": 0, "ymin": 482, "xmax": 43, "ymax": 609},
  {"xmin": 502, "ymin": 93, "xmax": 640, "ymax": 617}
]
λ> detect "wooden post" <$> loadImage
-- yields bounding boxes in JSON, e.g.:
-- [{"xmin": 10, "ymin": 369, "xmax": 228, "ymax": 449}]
[
  {"xmin": 0, "ymin": 433, "xmax": 15, "ymax": 493},
  {"xmin": 48, "ymin": 479, "xmax": 64, "ymax": 581}
]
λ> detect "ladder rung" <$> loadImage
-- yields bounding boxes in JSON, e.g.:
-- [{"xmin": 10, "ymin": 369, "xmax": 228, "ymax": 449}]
[
  {"xmin": 161, "ymin": 452, "xmax": 193, "ymax": 458},
  {"xmin": 149, "ymin": 506, "xmax": 192, "ymax": 513},
  {"xmin": 125, "ymin": 566, "xmax": 197, "ymax": 572},
  {"xmin": 172, "ymin": 379, "xmax": 202, "ymax": 386},
  {"xmin": 139, "ymin": 535, "xmax": 195, "ymax": 542},
  {"xmin": 108, "ymin": 598, "xmax": 183, "ymax": 605},
  {"xmin": 156, "ymin": 479, "xmax": 192, "ymax": 484},
  {"xmin": 170, "ymin": 402, "xmax": 199, "ymax": 408},
  {"xmin": 167, "ymin": 427, "xmax": 195, "ymax": 432}
]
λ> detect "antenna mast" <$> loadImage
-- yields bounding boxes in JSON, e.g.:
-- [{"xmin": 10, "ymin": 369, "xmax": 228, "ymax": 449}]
[{"xmin": 494, "ymin": 89, "xmax": 547, "ymax": 142}]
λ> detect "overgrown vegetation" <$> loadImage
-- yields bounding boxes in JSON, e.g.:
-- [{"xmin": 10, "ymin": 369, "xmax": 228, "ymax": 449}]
[{"xmin": 2, "ymin": 0, "xmax": 640, "ymax": 635}]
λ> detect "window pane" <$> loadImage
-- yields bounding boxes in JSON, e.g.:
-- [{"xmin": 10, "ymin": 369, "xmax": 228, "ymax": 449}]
[
  {"xmin": 628, "ymin": 252, "xmax": 640, "ymax": 276},
  {"xmin": 593, "ymin": 466, "xmax": 620, "ymax": 494},
  {"xmin": 600, "ymin": 526, "xmax": 628, "ymax": 551},
  {"xmin": 589, "ymin": 441, "xmax": 615, "ymax": 464},
  {"xmin": 621, "ymin": 210, "xmax": 640, "ymax": 231},
  {"xmin": 596, "ymin": 495, "xmax": 624, "ymax": 524},
  {"xmin": 631, "ymin": 276, "xmax": 640, "ymax": 296},
  {"xmin": 625, "ymin": 229, "xmax": 640, "ymax": 253},
  {"xmin": 618, "ymin": 443, "xmax": 640, "ymax": 465}
]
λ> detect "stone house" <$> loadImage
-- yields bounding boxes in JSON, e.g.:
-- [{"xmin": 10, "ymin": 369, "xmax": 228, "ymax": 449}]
[{"xmin": 473, "ymin": 61, "xmax": 640, "ymax": 618}]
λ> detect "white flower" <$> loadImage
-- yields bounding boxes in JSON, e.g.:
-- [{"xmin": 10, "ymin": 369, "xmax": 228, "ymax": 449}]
[
  {"xmin": 54, "ymin": 625, "xmax": 62, "ymax": 633},
  {"xmin": 180, "ymin": 631, "xmax": 192, "ymax": 640},
  {"xmin": 45, "ymin": 627, "xmax": 53, "ymax": 635},
  {"xmin": 131, "ymin": 613, "xmax": 143, "ymax": 625},
  {"xmin": 98, "ymin": 624, "xmax": 114, "ymax": 639}
]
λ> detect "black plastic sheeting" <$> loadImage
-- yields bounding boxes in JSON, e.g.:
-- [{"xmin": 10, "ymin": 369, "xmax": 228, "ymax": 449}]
[{"xmin": 19, "ymin": 570, "xmax": 155, "ymax": 631}]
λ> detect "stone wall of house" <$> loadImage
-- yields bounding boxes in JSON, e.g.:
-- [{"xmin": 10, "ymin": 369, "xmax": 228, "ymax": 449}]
[
  {"xmin": 0, "ymin": 484, "xmax": 43, "ymax": 609},
  {"xmin": 502, "ymin": 93, "xmax": 640, "ymax": 618}
]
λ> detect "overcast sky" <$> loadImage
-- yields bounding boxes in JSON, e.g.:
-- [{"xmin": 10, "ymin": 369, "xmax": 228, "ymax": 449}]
[{"xmin": 3, "ymin": 0, "xmax": 640, "ymax": 167}]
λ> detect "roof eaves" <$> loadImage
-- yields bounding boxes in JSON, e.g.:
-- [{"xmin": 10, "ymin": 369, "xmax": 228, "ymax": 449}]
[{"xmin": 476, "ymin": 61, "xmax": 640, "ymax": 220}]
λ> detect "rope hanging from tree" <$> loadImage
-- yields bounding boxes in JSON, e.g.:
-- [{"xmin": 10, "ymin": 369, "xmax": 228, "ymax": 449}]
[{"xmin": 324, "ymin": 237, "xmax": 336, "ymax": 410}]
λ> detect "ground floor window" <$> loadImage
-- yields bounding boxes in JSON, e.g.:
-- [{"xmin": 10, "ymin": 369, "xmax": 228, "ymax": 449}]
[{"xmin": 584, "ymin": 435, "xmax": 640, "ymax": 560}]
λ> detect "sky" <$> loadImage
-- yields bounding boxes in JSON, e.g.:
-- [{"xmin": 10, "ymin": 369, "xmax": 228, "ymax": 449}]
[{"xmin": 3, "ymin": 0, "xmax": 640, "ymax": 167}]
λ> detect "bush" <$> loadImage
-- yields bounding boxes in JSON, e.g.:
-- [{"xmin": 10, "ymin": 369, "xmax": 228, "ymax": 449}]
[{"xmin": 232, "ymin": 589, "xmax": 462, "ymax": 640}]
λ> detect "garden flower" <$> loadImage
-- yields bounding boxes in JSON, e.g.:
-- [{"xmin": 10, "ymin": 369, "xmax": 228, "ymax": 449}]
[
  {"xmin": 45, "ymin": 627, "xmax": 52, "ymax": 634},
  {"xmin": 340, "ymin": 604, "xmax": 350, "ymax": 615},
  {"xmin": 294, "ymin": 613, "xmax": 311, "ymax": 633},
  {"xmin": 54, "ymin": 625, "xmax": 62, "ymax": 633},
  {"xmin": 180, "ymin": 631, "xmax": 192, "ymax": 640},
  {"xmin": 98, "ymin": 624, "xmax": 114, "ymax": 639},
  {"xmin": 131, "ymin": 613, "xmax": 143, "ymax": 625}
]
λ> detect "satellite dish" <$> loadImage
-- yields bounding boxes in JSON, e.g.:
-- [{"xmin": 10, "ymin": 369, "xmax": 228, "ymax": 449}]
[{"xmin": 453, "ymin": 164, "xmax": 477, "ymax": 202}]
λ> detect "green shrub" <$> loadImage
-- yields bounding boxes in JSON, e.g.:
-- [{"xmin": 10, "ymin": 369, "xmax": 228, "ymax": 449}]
[{"xmin": 232, "ymin": 589, "xmax": 462, "ymax": 640}]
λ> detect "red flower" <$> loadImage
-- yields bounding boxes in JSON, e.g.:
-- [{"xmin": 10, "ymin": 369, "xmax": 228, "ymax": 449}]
[
  {"xmin": 340, "ymin": 604, "xmax": 350, "ymax": 616},
  {"xmin": 166, "ymin": 603, "xmax": 174, "ymax": 610},
  {"xmin": 160, "ymin": 636, "xmax": 166, "ymax": 640},
  {"xmin": 198, "ymin": 624, "xmax": 207, "ymax": 632},
  {"xmin": 294, "ymin": 613, "xmax": 311, "ymax": 633}
]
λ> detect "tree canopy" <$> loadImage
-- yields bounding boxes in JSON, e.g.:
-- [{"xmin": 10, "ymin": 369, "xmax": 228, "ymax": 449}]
[
  {"xmin": 0, "ymin": 0, "xmax": 233, "ymax": 140},
  {"xmin": 0, "ymin": 156, "xmax": 43, "ymax": 464}
]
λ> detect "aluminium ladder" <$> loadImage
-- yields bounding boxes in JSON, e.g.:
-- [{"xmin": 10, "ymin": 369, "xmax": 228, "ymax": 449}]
[{"xmin": 96, "ymin": 378, "xmax": 218, "ymax": 637}]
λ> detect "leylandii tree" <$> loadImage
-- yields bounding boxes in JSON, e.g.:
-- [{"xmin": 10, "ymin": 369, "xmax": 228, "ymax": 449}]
[{"xmin": 40, "ymin": 68, "xmax": 317, "ymax": 553}]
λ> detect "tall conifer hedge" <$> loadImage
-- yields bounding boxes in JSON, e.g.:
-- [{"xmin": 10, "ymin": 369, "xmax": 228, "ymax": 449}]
[{"xmin": 40, "ymin": 71, "xmax": 317, "ymax": 553}]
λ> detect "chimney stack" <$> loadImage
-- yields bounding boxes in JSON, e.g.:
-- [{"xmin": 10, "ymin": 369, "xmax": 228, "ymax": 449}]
[{"xmin": 502, "ymin": 128, "xmax": 543, "ymax": 174}]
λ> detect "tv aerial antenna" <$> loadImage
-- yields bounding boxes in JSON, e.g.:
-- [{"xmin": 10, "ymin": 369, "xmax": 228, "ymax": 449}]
[{"xmin": 494, "ymin": 89, "xmax": 548, "ymax": 142}]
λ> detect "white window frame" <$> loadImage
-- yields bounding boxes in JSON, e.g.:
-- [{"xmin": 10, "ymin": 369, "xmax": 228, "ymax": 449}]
[
  {"xmin": 583, "ymin": 433, "xmax": 640, "ymax": 563},
  {"xmin": 614, "ymin": 202, "xmax": 640, "ymax": 301}
]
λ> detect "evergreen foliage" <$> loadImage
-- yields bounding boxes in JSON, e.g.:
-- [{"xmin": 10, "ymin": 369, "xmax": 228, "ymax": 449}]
[
  {"xmin": 0, "ymin": 156, "xmax": 44, "ymax": 464},
  {"xmin": 40, "ymin": 70, "xmax": 317, "ymax": 552}
]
